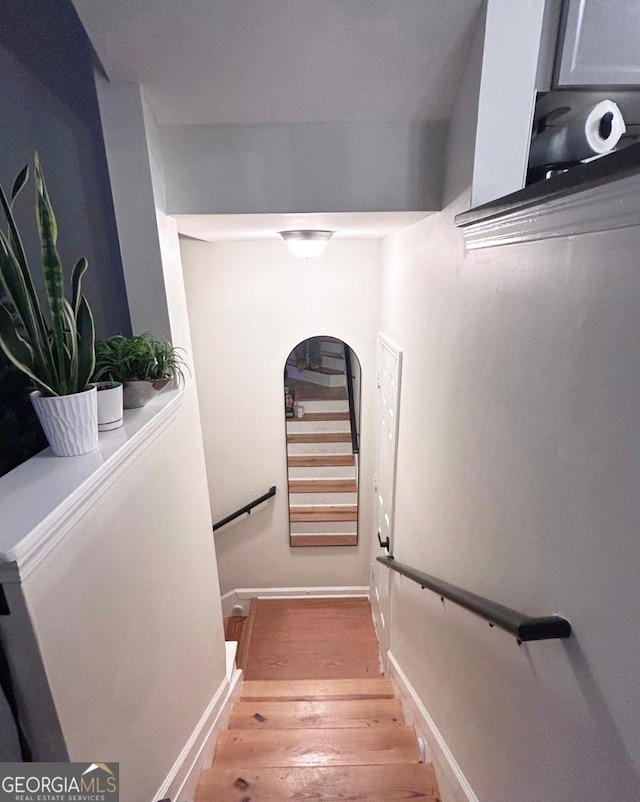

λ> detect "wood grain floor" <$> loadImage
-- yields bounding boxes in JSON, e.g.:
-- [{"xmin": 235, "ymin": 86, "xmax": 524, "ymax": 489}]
[
  {"xmin": 196, "ymin": 764, "xmax": 440, "ymax": 801},
  {"xmin": 196, "ymin": 601, "xmax": 441, "ymax": 801},
  {"xmin": 242, "ymin": 598, "xmax": 381, "ymax": 681}
]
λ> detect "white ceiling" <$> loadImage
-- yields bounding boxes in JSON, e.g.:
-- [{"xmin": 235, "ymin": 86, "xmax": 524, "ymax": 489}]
[
  {"xmin": 175, "ymin": 211, "xmax": 432, "ymax": 242},
  {"xmin": 72, "ymin": 0, "xmax": 483, "ymax": 126}
]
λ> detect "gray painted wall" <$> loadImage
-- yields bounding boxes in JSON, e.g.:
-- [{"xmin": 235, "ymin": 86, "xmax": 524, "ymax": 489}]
[
  {"xmin": 94, "ymin": 77, "xmax": 172, "ymax": 341},
  {"xmin": 162, "ymin": 121, "xmax": 448, "ymax": 214}
]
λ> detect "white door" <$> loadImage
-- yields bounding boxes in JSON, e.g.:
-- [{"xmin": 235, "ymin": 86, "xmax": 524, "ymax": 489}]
[{"xmin": 371, "ymin": 333, "xmax": 402, "ymax": 671}]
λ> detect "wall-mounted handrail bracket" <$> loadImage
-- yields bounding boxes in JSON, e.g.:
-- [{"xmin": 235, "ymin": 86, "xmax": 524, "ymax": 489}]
[
  {"xmin": 213, "ymin": 485, "xmax": 276, "ymax": 532},
  {"xmin": 377, "ymin": 556, "xmax": 571, "ymax": 642},
  {"xmin": 377, "ymin": 530, "xmax": 390, "ymax": 550}
]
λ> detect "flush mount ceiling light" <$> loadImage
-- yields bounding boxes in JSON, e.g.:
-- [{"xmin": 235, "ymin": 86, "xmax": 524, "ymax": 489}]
[{"xmin": 279, "ymin": 230, "xmax": 334, "ymax": 258}]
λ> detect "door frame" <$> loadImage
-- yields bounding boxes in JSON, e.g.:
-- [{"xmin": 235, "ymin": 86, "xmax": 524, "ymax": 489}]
[{"xmin": 370, "ymin": 332, "xmax": 403, "ymax": 672}]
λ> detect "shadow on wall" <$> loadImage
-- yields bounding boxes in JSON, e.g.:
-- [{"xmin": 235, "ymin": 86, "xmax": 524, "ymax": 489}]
[{"xmin": 561, "ymin": 638, "xmax": 640, "ymax": 793}]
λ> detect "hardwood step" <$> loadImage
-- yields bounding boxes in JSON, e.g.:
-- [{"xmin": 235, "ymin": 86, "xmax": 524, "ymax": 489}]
[
  {"xmin": 213, "ymin": 726, "xmax": 420, "ymax": 768},
  {"xmin": 229, "ymin": 698, "xmax": 404, "ymax": 730},
  {"xmin": 287, "ymin": 432, "xmax": 351, "ymax": 444},
  {"xmin": 288, "ymin": 455, "xmax": 355, "ymax": 468},
  {"xmin": 289, "ymin": 479, "xmax": 357, "ymax": 493},
  {"xmin": 241, "ymin": 679, "xmax": 393, "ymax": 701},
  {"xmin": 196, "ymin": 764, "xmax": 440, "ymax": 801},
  {"xmin": 290, "ymin": 534, "xmax": 358, "ymax": 547},
  {"xmin": 236, "ymin": 598, "xmax": 257, "ymax": 671},
  {"xmin": 224, "ymin": 616, "xmax": 245, "ymax": 642},
  {"xmin": 290, "ymin": 505, "xmax": 357, "ymax": 522},
  {"xmin": 286, "ymin": 360, "xmax": 344, "ymax": 376},
  {"xmin": 291, "ymin": 412, "xmax": 349, "ymax": 422}
]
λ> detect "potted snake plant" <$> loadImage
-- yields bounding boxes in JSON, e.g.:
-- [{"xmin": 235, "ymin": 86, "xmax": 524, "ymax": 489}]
[
  {"xmin": 0, "ymin": 155, "xmax": 97, "ymax": 456},
  {"xmin": 93, "ymin": 332, "xmax": 187, "ymax": 409}
]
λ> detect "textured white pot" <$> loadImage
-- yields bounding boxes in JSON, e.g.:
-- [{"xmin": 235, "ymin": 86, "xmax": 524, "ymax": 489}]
[
  {"xmin": 96, "ymin": 382, "xmax": 123, "ymax": 431},
  {"xmin": 30, "ymin": 386, "xmax": 99, "ymax": 457}
]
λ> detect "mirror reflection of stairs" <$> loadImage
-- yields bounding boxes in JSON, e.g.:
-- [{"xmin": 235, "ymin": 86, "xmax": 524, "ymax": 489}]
[
  {"xmin": 197, "ymin": 599, "xmax": 440, "ymax": 801},
  {"xmin": 286, "ymin": 338, "xmax": 358, "ymax": 547}
]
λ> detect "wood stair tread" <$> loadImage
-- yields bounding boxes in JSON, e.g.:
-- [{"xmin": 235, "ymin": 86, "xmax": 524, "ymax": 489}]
[
  {"xmin": 290, "ymin": 534, "xmax": 358, "ymax": 546},
  {"xmin": 289, "ymin": 479, "xmax": 357, "ymax": 493},
  {"xmin": 213, "ymin": 726, "xmax": 420, "ymax": 768},
  {"xmin": 223, "ymin": 616, "xmax": 245, "ymax": 642},
  {"xmin": 288, "ymin": 455, "xmax": 355, "ymax": 467},
  {"xmin": 290, "ymin": 505, "xmax": 357, "ymax": 522},
  {"xmin": 287, "ymin": 432, "xmax": 351, "ymax": 443},
  {"xmin": 199, "ymin": 599, "xmax": 440, "ymax": 802},
  {"xmin": 288, "ymin": 412, "xmax": 349, "ymax": 421},
  {"xmin": 196, "ymin": 764, "xmax": 440, "ymax": 801},
  {"xmin": 229, "ymin": 698, "xmax": 404, "ymax": 729},
  {"xmin": 286, "ymin": 360, "xmax": 345, "ymax": 376},
  {"xmin": 241, "ymin": 678, "xmax": 393, "ymax": 701},
  {"xmin": 236, "ymin": 598, "xmax": 257, "ymax": 671}
]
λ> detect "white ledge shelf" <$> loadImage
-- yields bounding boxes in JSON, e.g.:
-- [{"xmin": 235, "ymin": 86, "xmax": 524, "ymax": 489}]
[
  {"xmin": 0, "ymin": 389, "xmax": 184, "ymax": 583},
  {"xmin": 456, "ymin": 143, "xmax": 640, "ymax": 249}
]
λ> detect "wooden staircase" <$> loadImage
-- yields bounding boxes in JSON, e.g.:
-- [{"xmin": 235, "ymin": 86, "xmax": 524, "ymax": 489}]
[{"xmin": 195, "ymin": 678, "xmax": 440, "ymax": 800}]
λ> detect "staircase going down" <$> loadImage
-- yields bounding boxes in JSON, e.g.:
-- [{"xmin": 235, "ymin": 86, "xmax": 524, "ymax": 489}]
[
  {"xmin": 199, "ymin": 599, "xmax": 441, "ymax": 801},
  {"xmin": 196, "ymin": 678, "xmax": 440, "ymax": 801}
]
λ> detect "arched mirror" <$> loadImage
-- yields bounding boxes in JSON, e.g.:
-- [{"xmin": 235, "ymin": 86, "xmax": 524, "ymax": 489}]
[{"xmin": 284, "ymin": 336, "xmax": 361, "ymax": 547}]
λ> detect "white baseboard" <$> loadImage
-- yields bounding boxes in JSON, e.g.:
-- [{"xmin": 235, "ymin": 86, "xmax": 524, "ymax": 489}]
[
  {"xmin": 220, "ymin": 586, "xmax": 369, "ymax": 617},
  {"xmin": 387, "ymin": 652, "xmax": 478, "ymax": 802},
  {"xmin": 152, "ymin": 646, "xmax": 243, "ymax": 802}
]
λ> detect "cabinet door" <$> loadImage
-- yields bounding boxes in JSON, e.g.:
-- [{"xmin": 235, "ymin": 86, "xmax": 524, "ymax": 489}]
[{"xmin": 556, "ymin": 0, "xmax": 640, "ymax": 87}]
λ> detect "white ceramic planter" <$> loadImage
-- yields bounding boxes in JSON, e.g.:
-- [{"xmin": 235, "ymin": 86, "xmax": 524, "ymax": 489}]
[
  {"xmin": 30, "ymin": 386, "xmax": 99, "ymax": 457},
  {"xmin": 96, "ymin": 381, "xmax": 123, "ymax": 431}
]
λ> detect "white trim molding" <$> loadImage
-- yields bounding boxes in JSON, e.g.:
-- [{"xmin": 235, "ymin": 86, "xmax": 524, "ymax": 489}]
[
  {"xmin": 387, "ymin": 652, "xmax": 478, "ymax": 802},
  {"xmin": 152, "ymin": 643, "xmax": 242, "ymax": 802},
  {"xmin": 0, "ymin": 391, "xmax": 184, "ymax": 583},
  {"xmin": 459, "ymin": 171, "xmax": 640, "ymax": 249},
  {"xmin": 220, "ymin": 586, "xmax": 369, "ymax": 617}
]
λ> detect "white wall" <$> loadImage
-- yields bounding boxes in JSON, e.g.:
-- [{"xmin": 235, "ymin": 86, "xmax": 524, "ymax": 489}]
[
  {"xmin": 19, "ymin": 403, "xmax": 227, "ymax": 802},
  {"xmin": 379, "ymin": 10, "xmax": 640, "ymax": 801},
  {"xmin": 181, "ymin": 238, "xmax": 381, "ymax": 594},
  {"xmin": 27, "ymin": 71, "xmax": 229, "ymax": 801}
]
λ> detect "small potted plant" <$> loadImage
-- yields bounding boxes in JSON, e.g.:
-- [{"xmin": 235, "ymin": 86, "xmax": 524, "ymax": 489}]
[
  {"xmin": 0, "ymin": 155, "xmax": 97, "ymax": 457},
  {"xmin": 93, "ymin": 332, "xmax": 187, "ymax": 409},
  {"xmin": 95, "ymin": 376, "xmax": 123, "ymax": 431}
]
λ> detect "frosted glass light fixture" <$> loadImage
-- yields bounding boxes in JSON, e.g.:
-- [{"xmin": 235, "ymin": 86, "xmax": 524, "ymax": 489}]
[{"xmin": 280, "ymin": 230, "xmax": 333, "ymax": 258}]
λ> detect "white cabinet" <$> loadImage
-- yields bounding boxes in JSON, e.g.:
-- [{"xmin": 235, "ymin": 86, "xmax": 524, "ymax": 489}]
[{"xmin": 556, "ymin": 0, "xmax": 640, "ymax": 87}]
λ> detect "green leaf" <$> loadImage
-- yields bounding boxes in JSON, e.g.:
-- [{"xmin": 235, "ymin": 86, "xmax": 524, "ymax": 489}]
[
  {"xmin": 0, "ymin": 181, "xmax": 53, "ymax": 379},
  {"xmin": 34, "ymin": 153, "xmax": 66, "ymax": 382},
  {"xmin": 0, "ymin": 303, "xmax": 55, "ymax": 396},
  {"xmin": 11, "ymin": 164, "xmax": 29, "ymax": 203},
  {"xmin": 61, "ymin": 299, "xmax": 77, "ymax": 394},
  {"xmin": 0, "ymin": 155, "xmax": 97, "ymax": 397},
  {"xmin": 76, "ymin": 296, "xmax": 95, "ymax": 391},
  {"xmin": 71, "ymin": 257, "xmax": 88, "ymax": 317}
]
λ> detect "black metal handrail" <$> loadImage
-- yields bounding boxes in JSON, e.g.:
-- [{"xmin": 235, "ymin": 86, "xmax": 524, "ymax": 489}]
[
  {"xmin": 343, "ymin": 344, "xmax": 359, "ymax": 455},
  {"xmin": 377, "ymin": 557, "xmax": 571, "ymax": 642},
  {"xmin": 212, "ymin": 486, "xmax": 276, "ymax": 531}
]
